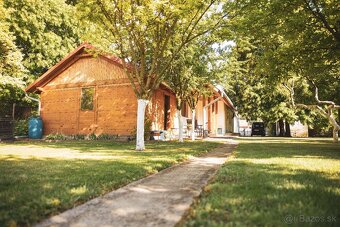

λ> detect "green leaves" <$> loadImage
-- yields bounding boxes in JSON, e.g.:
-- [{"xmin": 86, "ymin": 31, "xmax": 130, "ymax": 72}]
[
  {"xmin": 4, "ymin": 0, "xmax": 81, "ymax": 78},
  {"xmin": 219, "ymin": 0, "xmax": 339, "ymax": 125},
  {"xmin": 0, "ymin": 1, "xmax": 27, "ymax": 115},
  {"xmin": 0, "ymin": 0, "xmax": 81, "ymax": 116},
  {"xmin": 0, "ymin": 2, "xmax": 25, "ymax": 79},
  {"xmin": 165, "ymin": 38, "xmax": 216, "ymax": 109},
  {"xmin": 77, "ymin": 0, "xmax": 225, "ymax": 99}
]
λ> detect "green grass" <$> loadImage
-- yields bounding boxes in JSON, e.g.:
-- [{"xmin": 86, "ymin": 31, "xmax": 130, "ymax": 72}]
[
  {"xmin": 0, "ymin": 140, "xmax": 219, "ymax": 227},
  {"xmin": 184, "ymin": 138, "xmax": 340, "ymax": 227}
]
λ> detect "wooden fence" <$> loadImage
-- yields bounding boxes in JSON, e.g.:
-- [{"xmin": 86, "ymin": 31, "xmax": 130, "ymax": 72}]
[{"xmin": 0, "ymin": 118, "xmax": 14, "ymax": 140}]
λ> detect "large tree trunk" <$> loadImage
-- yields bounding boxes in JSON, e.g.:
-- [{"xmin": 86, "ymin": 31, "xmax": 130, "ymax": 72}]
[
  {"xmin": 285, "ymin": 121, "xmax": 291, "ymax": 137},
  {"xmin": 191, "ymin": 109, "xmax": 196, "ymax": 141},
  {"xmin": 278, "ymin": 119, "xmax": 285, "ymax": 137},
  {"xmin": 136, "ymin": 99, "xmax": 149, "ymax": 151},
  {"xmin": 177, "ymin": 109, "xmax": 184, "ymax": 142},
  {"xmin": 333, "ymin": 127, "xmax": 339, "ymax": 143},
  {"xmin": 337, "ymin": 111, "xmax": 340, "ymax": 142}
]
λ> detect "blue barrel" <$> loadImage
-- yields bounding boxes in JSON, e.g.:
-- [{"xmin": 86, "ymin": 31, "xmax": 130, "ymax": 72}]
[{"xmin": 28, "ymin": 117, "xmax": 43, "ymax": 139}]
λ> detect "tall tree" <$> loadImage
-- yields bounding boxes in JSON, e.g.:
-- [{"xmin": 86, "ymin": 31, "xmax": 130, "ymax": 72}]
[
  {"xmin": 78, "ymin": 0, "xmax": 227, "ymax": 150},
  {"xmin": 166, "ymin": 41, "xmax": 213, "ymax": 142},
  {"xmin": 221, "ymin": 0, "xmax": 340, "ymax": 141},
  {"xmin": 166, "ymin": 51, "xmax": 192, "ymax": 142},
  {"xmin": 0, "ymin": 1, "xmax": 26, "ymax": 116},
  {"xmin": 4, "ymin": 0, "xmax": 81, "ymax": 79},
  {"xmin": 220, "ymin": 39, "xmax": 298, "ymax": 130},
  {"xmin": 186, "ymin": 79, "xmax": 212, "ymax": 141}
]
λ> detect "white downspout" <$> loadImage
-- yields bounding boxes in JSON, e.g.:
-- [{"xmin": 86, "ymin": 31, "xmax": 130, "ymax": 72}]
[{"xmin": 25, "ymin": 93, "xmax": 41, "ymax": 116}]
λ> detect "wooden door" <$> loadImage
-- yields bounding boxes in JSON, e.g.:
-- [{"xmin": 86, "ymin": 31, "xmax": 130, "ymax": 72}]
[{"xmin": 164, "ymin": 95, "xmax": 170, "ymax": 130}]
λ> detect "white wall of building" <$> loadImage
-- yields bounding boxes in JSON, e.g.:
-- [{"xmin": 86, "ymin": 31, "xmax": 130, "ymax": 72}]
[
  {"xmin": 216, "ymin": 100, "xmax": 225, "ymax": 135},
  {"xmin": 290, "ymin": 121, "xmax": 309, "ymax": 137},
  {"xmin": 233, "ymin": 115, "xmax": 240, "ymax": 133},
  {"xmin": 173, "ymin": 98, "xmax": 237, "ymax": 136},
  {"xmin": 196, "ymin": 99, "xmax": 204, "ymax": 127}
]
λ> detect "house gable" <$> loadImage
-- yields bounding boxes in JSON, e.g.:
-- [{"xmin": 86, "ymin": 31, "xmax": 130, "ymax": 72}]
[
  {"xmin": 25, "ymin": 43, "xmax": 127, "ymax": 93},
  {"xmin": 45, "ymin": 56, "xmax": 129, "ymax": 90}
]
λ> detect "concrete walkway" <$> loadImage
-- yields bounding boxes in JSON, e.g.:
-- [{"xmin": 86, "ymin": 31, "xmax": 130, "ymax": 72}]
[{"xmin": 35, "ymin": 139, "xmax": 237, "ymax": 227}]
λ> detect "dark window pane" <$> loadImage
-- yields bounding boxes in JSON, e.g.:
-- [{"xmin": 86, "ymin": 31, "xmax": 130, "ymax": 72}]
[{"xmin": 81, "ymin": 87, "xmax": 94, "ymax": 110}]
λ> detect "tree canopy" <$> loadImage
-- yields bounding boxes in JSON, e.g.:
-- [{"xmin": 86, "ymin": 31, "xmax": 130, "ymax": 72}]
[
  {"xmin": 0, "ymin": 0, "xmax": 81, "ymax": 117},
  {"xmin": 77, "ymin": 0, "xmax": 227, "ymax": 149},
  {"xmin": 0, "ymin": 0, "xmax": 26, "ymax": 116},
  {"xmin": 4, "ymin": 0, "xmax": 81, "ymax": 79},
  {"xmin": 1, "ymin": 0, "xmax": 338, "ymax": 141},
  {"xmin": 219, "ymin": 0, "xmax": 339, "ymax": 139},
  {"xmin": 166, "ymin": 38, "xmax": 216, "ymax": 141},
  {"xmin": 77, "ymin": 0, "xmax": 226, "ymax": 100}
]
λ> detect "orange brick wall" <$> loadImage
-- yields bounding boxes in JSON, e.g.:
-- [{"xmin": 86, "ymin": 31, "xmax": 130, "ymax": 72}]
[{"xmin": 40, "ymin": 57, "xmax": 176, "ymax": 136}]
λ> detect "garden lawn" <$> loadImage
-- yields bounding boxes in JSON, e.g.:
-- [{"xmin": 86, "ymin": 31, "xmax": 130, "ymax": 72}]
[
  {"xmin": 0, "ymin": 140, "xmax": 218, "ymax": 226},
  {"xmin": 184, "ymin": 138, "xmax": 340, "ymax": 227}
]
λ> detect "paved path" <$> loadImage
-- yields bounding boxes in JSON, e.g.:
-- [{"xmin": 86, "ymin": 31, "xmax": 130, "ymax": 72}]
[{"xmin": 35, "ymin": 140, "xmax": 237, "ymax": 227}]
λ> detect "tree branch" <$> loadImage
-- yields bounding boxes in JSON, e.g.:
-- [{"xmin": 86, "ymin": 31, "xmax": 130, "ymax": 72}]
[
  {"xmin": 284, "ymin": 81, "xmax": 340, "ymax": 132},
  {"xmin": 282, "ymin": 82, "xmax": 295, "ymax": 107},
  {"xmin": 314, "ymin": 86, "xmax": 336, "ymax": 105},
  {"xmin": 304, "ymin": 0, "xmax": 340, "ymax": 43}
]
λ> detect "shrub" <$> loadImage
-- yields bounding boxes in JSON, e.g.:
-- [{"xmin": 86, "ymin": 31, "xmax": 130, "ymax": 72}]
[
  {"xmin": 69, "ymin": 134, "xmax": 85, "ymax": 140},
  {"xmin": 144, "ymin": 116, "xmax": 152, "ymax": 140},
  {"xmin": 14, "ymin": 119, "xmax": 28, "ymax": 136},
  {"xmin": 96, "ymin": 134, "xmax": 118, "ymax": 140},
  {"xmin": 131, "ymin": 115, "xmax": 152, "ymax": 140},
  {"xmin": 45, "ymin": 134, "xmax": 67, "ymax": 140},
  {"xmin": 45, "ymin": 133, "xmax": 121, "ymax": 141},
  {"xmin": 88, "ymin": 133, "xmax": 97, "ymax": 140}
]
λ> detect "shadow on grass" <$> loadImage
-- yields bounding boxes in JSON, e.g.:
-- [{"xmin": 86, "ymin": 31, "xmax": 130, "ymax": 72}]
[
  {"xmin": 0, "ymin": 140, "xmax": 219, "ymax": 226},
  {"xmin": 234, "ymin": 141, "xmax": 340, "ymax": 160},
  {"xmin": 8, "ymin": 140, "xmax": 220, "ymax": 157},
  {"xmin": 185, "ymin": 141, "xmax": 340, "ymax": 227},
  {"xmin": 0, "ymin": 157, "xmax": 180, "ymax": 226},
  {"xmin": 188, "ymin": 162, "xmax": 340, "ymax": 226}
]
